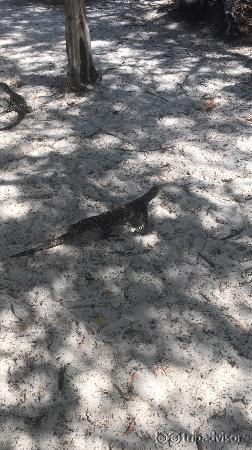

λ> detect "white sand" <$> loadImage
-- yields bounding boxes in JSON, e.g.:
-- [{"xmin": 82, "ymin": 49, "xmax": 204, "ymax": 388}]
[{"xmin": 0, "ymin": 0, "xmax": 251, "ymax": 448}]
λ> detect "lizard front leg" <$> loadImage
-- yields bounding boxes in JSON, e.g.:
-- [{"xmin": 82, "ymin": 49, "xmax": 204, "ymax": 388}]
[
  {"xmin": 142, "ymin": 205, "xmax": 148, "ymax": 227},
  {"xmin": 134, "ymin": 206, "xmax": 149, "ymax": 234}
]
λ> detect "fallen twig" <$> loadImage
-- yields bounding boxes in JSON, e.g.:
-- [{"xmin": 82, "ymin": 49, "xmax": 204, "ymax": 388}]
[
  {"xmin": 198, "ymin": 252, "xmax": 216, "ymax": 269},
  {"xmin": 10, "ymin": 303, "xmax": 23, "ymax": 322},
  {"xmin": 84, "ymin": 129, "xmax": 101, "ymax": 139},
  {"xmin": 220, "ymin": 227, "xmax": 245, "ymax": 241},
  {"xmin": 145, "ymin": 89, "xmax": 170, "ymax": 103},
  {"xmin": 199, "ymin": 292, "xmax": 212, "ymax": 303}
]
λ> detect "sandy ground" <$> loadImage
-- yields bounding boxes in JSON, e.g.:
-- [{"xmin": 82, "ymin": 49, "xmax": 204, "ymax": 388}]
[{"xmin": 0, "ymin": 0, "xmax": 251, "ymax": 449}]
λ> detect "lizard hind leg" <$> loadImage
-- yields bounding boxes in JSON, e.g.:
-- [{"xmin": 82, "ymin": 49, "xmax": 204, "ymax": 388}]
[
  {"xmin": 136, "ymin": 206, "xmax": 149, "ymax": 235},
  {"xmin": 128, "ymin": 211, "xmax": 142, "ymax": 228}
]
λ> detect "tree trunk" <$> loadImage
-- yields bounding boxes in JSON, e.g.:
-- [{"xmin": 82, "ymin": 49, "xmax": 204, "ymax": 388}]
[
  {"xmin": 223, "ymin": 0, "xmax": 239, "ymax": 35},
  {"xmin": 64, "ymin": 0, "xmax": 99, "ymax": 90}
]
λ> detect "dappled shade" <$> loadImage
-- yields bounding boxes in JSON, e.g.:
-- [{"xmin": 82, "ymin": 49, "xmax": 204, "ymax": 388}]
[{"xmin": 0, "ymin": 0, "xmax": 251, "ymax": 448}]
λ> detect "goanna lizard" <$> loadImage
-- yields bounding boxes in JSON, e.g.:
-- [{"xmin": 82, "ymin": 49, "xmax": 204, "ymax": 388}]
[
  {"xmin": 10, "ymin": 184, "xmax": 164, "ymax": 258},
  {"xmin": 0, "ymin": 82, "xmax": 32, "ymax": 130}
]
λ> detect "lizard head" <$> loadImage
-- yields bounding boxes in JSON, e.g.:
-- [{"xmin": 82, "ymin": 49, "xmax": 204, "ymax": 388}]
[
  {"xmin": 145, "ymin": 183, "xmax": 166, "ymax": 201},
  {"xmin": 150, "ymin": 183, "xmax": 166, "ymax": 195}
]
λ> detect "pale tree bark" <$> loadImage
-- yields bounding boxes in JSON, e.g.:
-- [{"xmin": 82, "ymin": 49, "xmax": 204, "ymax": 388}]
[
  {"xmin": 64, "ymin": 0, "xmax": 100, "ymax": 90},
  {"xmin": 223, "ymin": 0, "xmax": 239, "ymax": 35}
]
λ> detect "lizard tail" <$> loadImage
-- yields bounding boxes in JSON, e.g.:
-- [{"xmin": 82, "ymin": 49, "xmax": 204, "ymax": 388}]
[{"xmin": 10, "ymin": 235, "xmax": 66, "ymax": 258}]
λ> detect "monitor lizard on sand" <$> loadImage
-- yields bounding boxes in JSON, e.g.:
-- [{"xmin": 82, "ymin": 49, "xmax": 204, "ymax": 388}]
[{"xmin": 10, "ymin": 184, "xmax": 165, "ymax": 258}]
